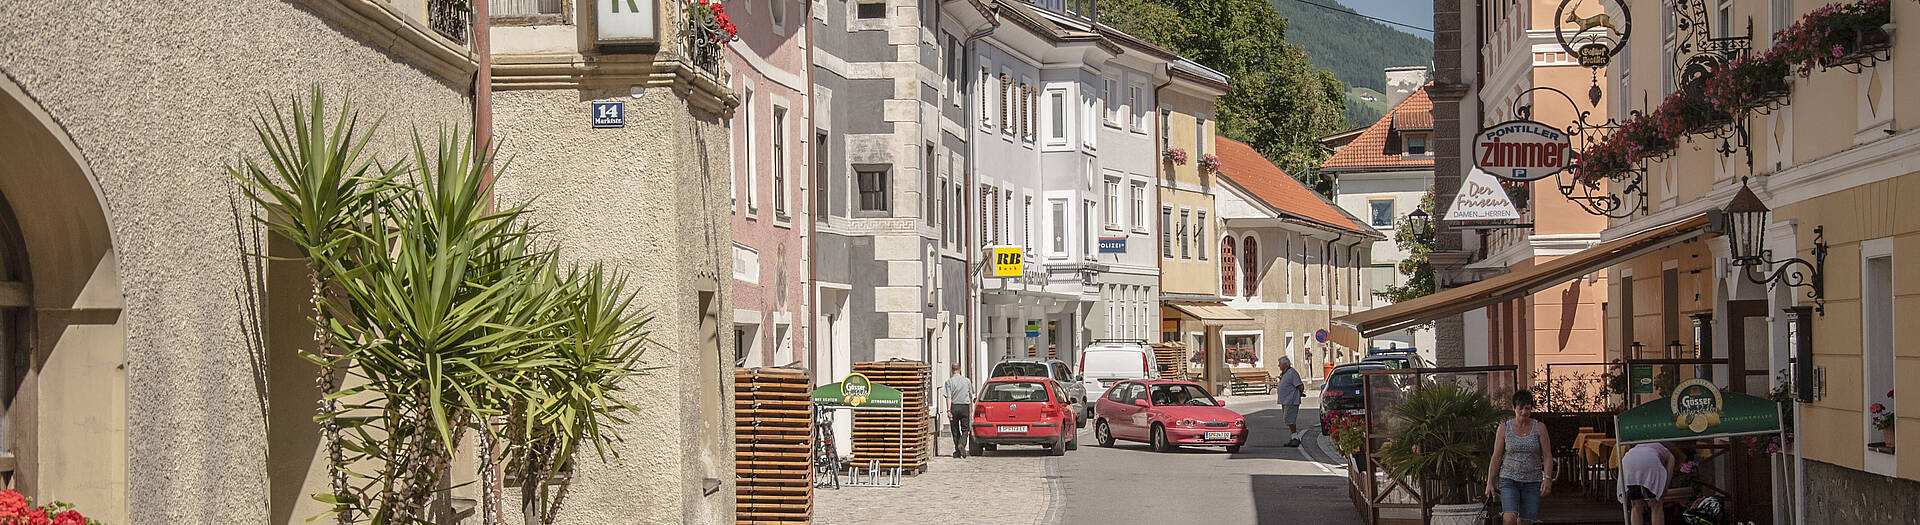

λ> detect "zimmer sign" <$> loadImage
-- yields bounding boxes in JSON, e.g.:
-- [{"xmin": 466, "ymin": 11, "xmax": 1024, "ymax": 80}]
[{"xmin": 1474, "ymin": 120, "xmax": 1570, "ymax": 182}]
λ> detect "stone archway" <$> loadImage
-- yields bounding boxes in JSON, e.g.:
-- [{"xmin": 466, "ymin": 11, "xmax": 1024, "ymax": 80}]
[{"xmin": 0, "ymin": 75, "xmax": 127, "ymax": 522}]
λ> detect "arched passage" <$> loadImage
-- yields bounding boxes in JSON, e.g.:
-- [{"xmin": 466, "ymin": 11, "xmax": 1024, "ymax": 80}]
[{"xmin": 0, "ymin": 75, "xmax": 126, "ymax": 522}]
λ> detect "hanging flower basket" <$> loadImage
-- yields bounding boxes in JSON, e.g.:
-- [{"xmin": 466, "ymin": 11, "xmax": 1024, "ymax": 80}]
[
  {"xmin": 1771, "ymin": 0, "xmax": 1892, "ymax": 74},
  {"xmin": 684, "ymin": 0, "xmax": 739, "ymax": 75},
  {"xmin": 1198, "ymin": 154, "xmax": 1220, "ymax": 172},
  {"xmin": 1164, "ymin": 147, "xmax": 1189, "ymax": 165},
  {"xmin": 1704, "ymin": 53, "xmax": 1792, "ymax": 115}
]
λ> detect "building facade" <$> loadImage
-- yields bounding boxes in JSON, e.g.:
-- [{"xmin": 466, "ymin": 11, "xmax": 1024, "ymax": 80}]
[
  {"xmin": 0, "ymin": 0, "xmax": 477, "ymax": 522},
  {"xmin": 728, "ymin": 0, "xmax": 813, "ymax": 370},
  {"xmin": 1156, "ymin": 59, "xmax": 1240, "ymax": 391},
  {"xmin": 1320, "ymin": 85, "xmax": 1439, "ymax": 362},
  {"xmin": 1213, "ymin": 138, "xmax": 1381, "ymax": 381},
  {"xmin": 489, "ymin": 0, "xmax": 738, "ymax": 522}
]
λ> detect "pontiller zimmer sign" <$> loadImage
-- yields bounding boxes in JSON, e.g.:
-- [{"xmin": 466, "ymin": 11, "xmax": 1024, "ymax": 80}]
[{"xmin": 1474, "ymin": 120, "xmax": 1571, "ymax": 182}]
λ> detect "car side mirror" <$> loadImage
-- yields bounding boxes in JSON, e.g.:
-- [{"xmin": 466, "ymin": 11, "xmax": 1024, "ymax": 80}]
[
  {"xmin": 1132, "ymin": 399, "xmax": 1151, "ymax": 408},
  {"xmin": 1076, "ymin": 374, "xmax": 1084, "ymax": 382},
  {"xmin": 1216, "ymin": 400, "xmax": 1226, "ymax": 407}
]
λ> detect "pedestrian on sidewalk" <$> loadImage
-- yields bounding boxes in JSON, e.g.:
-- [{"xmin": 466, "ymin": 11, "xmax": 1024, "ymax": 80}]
[
  {"xmin": 1618, "ymin": 442, "xmax": 1679, "ymax": 525},
  {"xmin": 1485, "ymin": 390, "xmax": 1554, "ymax": 525},
  {"xmin": 944, "ymin": 365, "xmax": 975, "ymax": 458},
  {"xmin": 1275, "ymin": 356, "xmax": 1305, "ymax": 447}
]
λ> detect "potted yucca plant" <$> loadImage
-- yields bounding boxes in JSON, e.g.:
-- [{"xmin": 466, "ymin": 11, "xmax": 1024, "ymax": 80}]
[{"xmin": 1376, "ymin": 382, "xmax": 1511, "ymax": 525}]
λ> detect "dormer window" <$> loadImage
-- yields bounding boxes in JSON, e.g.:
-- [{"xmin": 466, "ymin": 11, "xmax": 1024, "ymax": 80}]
[{"xmin": 1403, "ymin": 132, "xmax": 1430, "ymax": 155}]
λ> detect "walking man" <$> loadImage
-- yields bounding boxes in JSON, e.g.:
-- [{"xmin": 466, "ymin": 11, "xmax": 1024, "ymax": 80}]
[
  {"xmin": 1275, "ymin": 356, "xmax": 1306, "ymax": 447},
  {"xmin": 944, "ymin": 365, "xmax": 976, "ymax": 458}
]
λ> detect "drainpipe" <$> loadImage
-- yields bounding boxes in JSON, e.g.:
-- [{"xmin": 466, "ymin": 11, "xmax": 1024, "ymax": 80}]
[
  {"xmin": 1150, "ymin": 73, "xmax": 1172, "ymax": 298},
  {"xmin": 1324, "ymin": 236, "xmax": 1338, "ymax": 363},
  {"xmin": 961, "ymin": 8, "xmax": 998, "ymax": 379},
  {"xmin": 473, "ymin": 0, "xmax": 493, "ymax": 194},
  {"xmin": 805, "ymin": 0, "xmax": 819, "ymax": 384}
]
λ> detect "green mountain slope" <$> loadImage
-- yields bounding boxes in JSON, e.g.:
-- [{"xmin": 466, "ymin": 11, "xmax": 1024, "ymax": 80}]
[{"xmin": 1269, "ymin": 0, "xmax": 1432, "ymax": 94}]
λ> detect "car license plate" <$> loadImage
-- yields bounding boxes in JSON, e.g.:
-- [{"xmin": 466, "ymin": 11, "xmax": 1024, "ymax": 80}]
[
  {"xmin": 997, "ymin": 425, "xmax": 1028, "ymax": 434},
  {"xmin": 1204, "ymin": 431, "xmax": 1231, "ymax": 441},
  {"xmin": 1099, "ymin": 379, "xmax": 1120, "ymax": 388}
]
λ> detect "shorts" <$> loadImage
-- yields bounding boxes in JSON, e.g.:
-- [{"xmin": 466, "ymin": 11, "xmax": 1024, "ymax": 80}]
[
  {"xmin": 1282, "ymin": 404, "xmax": 1300, "ymax": 426},
  {"xmin": 1498, "ymin": 478, "xmax": 1541, "ymax": 521},
  {"xmin": 1625, "ymin": 485, "xmax": 1657, "ymax": 501}
]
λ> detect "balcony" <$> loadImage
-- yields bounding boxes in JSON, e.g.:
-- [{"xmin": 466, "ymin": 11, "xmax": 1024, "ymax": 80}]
[{"xmin": 428, "ymin": 0, "xmax": 470, "ymax": 44}]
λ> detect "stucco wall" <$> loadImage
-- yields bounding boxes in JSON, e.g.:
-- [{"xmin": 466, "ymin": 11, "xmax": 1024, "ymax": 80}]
[
  {"xmin": 490, "ymin": 86, "xmax": 735, "ymax": 524},
  {"xmin": 0, "ymin": 0, "xmax": 473, "ymax": 522}
]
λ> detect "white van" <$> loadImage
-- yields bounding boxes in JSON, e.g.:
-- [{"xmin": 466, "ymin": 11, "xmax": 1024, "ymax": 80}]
[{"xmin": 1077, "ymin": 340, "xmax": 1157, "ymax": 413}]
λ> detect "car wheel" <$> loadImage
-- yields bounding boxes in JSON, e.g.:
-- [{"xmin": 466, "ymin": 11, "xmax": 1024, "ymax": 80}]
[
  {"xmin": 1049, "ymin": 434, "xmax": 1067, "ymax": 456},
  {"xmin": 1095, "ymin": 420, "xmax": 1116, "ymax": 447},
  {"xmin": 1150, "ymin": 424, "xmax": 1174, "ymax": 452},
  {"xmin": 1066, "ymin": 427, "xmax": 1079, "ymax": 451},
  {"xmin": 1226, "ymin": 445, "xmax": 1242, "ymax": 453},
  {"xmin": 968, "ymin": 440, "xmax": 985, "ymax": 457}
]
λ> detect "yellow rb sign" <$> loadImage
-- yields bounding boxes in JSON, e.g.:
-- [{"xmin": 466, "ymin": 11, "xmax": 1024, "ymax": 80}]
[{"xmin": 991, "ymin": 247, "xmax": 1024, "ymax": 277}]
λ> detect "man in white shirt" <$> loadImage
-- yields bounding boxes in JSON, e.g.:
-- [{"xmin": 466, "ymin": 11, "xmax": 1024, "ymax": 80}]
[
  {"xmin": 1275, "ymin": 356, "xmax": 1305, "ymax": 447},
  {"xmin": 943, "ymin": 366, "xmax": 976, "ymax": 458}
]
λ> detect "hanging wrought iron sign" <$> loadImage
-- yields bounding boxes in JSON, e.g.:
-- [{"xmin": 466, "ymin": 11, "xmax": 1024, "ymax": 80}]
[
  {"xmin": 1555, "ymin": 0, "xmax": 1631, "ymax": 69},
  {"xmin": 1474, "ymin": 119, "xmax": 1572, "ymax": 182}
]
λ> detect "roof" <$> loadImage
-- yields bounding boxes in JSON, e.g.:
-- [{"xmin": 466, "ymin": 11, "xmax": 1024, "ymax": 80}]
[
  {"xmin": 1330, "ymin": 214, "xmax": 1714, "ymax": 349},
  {"xmin": 1213, "ymin": 137, "xmax": 1376, "ymax": 236},
  {"xmin": 1320, "ymin": 85, "xmax": 1436, "ymax": 172}
]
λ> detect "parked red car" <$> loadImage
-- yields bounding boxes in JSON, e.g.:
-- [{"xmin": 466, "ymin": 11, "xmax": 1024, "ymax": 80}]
[
  {"xmin": 1092, "ymin": 380, "xmax": 1246, "ymax": 452},
  {"xmin": 969, "ymin": 376, "xmax": 1080, "ymax": 456}
]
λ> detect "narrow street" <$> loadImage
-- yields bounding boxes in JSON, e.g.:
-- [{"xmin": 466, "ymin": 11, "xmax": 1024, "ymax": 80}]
[{"xmin": 1059, "ymin": 394, "xmax": 1361, "ymax": 525}]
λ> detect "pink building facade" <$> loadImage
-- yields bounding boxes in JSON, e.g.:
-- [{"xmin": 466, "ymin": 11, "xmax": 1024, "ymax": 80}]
[{"xmin": 727, "ymin": 0, "xmax": 810, "ymax": 370}]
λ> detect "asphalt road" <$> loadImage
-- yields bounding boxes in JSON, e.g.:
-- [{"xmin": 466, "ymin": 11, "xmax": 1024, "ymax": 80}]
[{"xmin": 1056, "ymin": 395, "xmax": 1363, "ymax": 525}]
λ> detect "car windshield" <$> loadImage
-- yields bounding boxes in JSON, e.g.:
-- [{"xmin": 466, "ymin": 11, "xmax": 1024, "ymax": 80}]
[
  {"xmin": 980, "ymin": 381, "xmax": 1050, "ymax": 402},
  {"xmin": 991, "ymin": 362, "xmax": 1050, "ymax": 378},
  {"xmin": 1147, "ymin": 384, "xmax": 1216, "ymax": 406},
  {"xmin": 1329, "ymin": 369, "xmax": 1376, "ymax": 389},
  {"xmin": 1081, "ymin": 350, "xmax": 1142, "ymax": 375},
  {"xmin": 1366, "ymin": 357, "xmax": 1410, "ymax": 368}
]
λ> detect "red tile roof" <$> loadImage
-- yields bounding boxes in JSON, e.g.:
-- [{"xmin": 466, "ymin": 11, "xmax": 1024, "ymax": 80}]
[
  {"xmin": 1214, "ymin": 137, "xmax": 1374, "ymax": 236},
  {"xmin": 1320, "ymin": 86, "xmax": 1435, "ymax": 172}
]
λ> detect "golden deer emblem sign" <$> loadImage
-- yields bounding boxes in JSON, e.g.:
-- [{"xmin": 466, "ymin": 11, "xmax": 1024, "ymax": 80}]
[{"xmin": 1564, "ymin": 11, "xmax": 1620, "ymax": 36}]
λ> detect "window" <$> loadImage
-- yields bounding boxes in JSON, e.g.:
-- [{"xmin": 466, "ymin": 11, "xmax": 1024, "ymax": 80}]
[
  {"xmin": 1048, "ymin": 90, "xmax": 1067, "ymax": 143},
  {"xmin": 1051, "ymin": 199, "xmax": 1068, "ymax": 254},
  {"xmin": 1661, "ymin": 1, "xmax": 1676, "ymax": 95},
  {"xmin": 939, "ymin": 178, "xmax": 951, "ymax": 244},
  {"xmin": 1864, "ymin": 250, "xmax": 1895, "ymax": 455},
  {"xmin": 1770, "ymin": 0, "xmax": 1792, "ymax": 43},
  {"xmin": 743, "ymin": 87, "xmax": 757, "ymax": 212},
  {"xmin": 772, "ymin": 107, "xmax": 788, "ymax": 218},
  {"xmin": 989, "ymin": 186, "xmax": 1001, "ymax": 244},
  {"xmin": 1161, "ymin": 206, "xmax": 1173, "ymax": 258},
  {"xmin": 980, "ymin": 67, "xmax": 993, "ymax": 129},
  {"xmin": 1083, "ymin": 200, "xmax": 1097, "ymax": 256},
  {"xmin": 1221, "ymin": 237, "xmax": 1238, "ymax": 296},
  {"xmin": 1130, "ymin": 182, "xmax": 1147, "ymax": 233},
  {"xmin": 1102, "ymin": 77, "xmax": 1119, "ymax": 124},
  {"xmin": 945, "ymin": 37, "xmax": 959, "ymax": 104},
  {"xmin": 771, "ymin": 0, "xmax": 786, "ymax": 29},
  {"xmin": 856, "ymin": 1, "xmax": 886, "ymax": 19},
  {"xmin": 491, "ymin": 0, "xmax": 564, "ymax": 19},
  {"xmin": 1224, "ymin": 334, "xmax": 1258, "ymax": 368},
  {"xmin": 1103, "ymin": 178, "xmax": 1120, "ymax": 229},
  {"xmin": 924, "ymin": 144, "xmax": 936, "ymax": 226},
  {"xmin": 1028, "ymin": 87, "xmax": 1040, "ymax": 142},
  {"xmin": 1369, "ymin": 199, "xmax": 1396, "ymax": 228},
  {"xmin": 856, "ymin": 169, "xmax": 889, "ymax": 212},
  {"xmin": 1004, "ymin": 189, "xmax": 1014, "ymax": 246},
  {"xmin": 1195, "ymin": 117, "xmax": 1206, "ymax": 155},
  {"xmin": 1023, "ymin": 196, "xmax": 1034, "ymax": 249},
  {"xmin": 1128, "ymin": 84, "xmax": 1145, "ymax": 130},
  {"xmin": 979, "ymin": 185, "xmax": 991, "ymax": 244},
  {"xmin": 953, "ymin": 183, "xmax": 964, "ymax": 246},
  {"xmin": 1405, "ymin": 133, "xmax": 1428, "ymax": 155},
  {"xmin": 815, "ymin": 132, "xmax": 831, "ymax": 221},
  {"xmin": 1018, "ymin": 83, "xmax": 1030, "ymax": 139},
  {"xmin": 1242, "ymin": 236, "xmax": 1258, "ymax": 297},
  {"xmin": 1713, "ymin": 0, "xmax": 1732, "ymax": 38},
  {"xmin": 1195, "ymin": 211, "xmax": 1208, "ymax": 260},
  {"xmin": 1001, "ymin": 74, "xmax": 1012, "ymax": 134},
  {"xmin": 1178, "ymin": 209, "xmax": 1190, "ymax": 259}
]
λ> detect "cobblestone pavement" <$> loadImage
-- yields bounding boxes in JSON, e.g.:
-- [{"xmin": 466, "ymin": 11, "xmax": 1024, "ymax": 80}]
[{"xmin": 813, "ymin": 447, "xmax": 1057, "ymax": 524}]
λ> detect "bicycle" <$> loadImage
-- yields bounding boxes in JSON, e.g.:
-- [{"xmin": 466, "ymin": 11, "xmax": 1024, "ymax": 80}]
[{"xmin": 812, "ymin": 406, "xmax": 842, "ymax": 489}]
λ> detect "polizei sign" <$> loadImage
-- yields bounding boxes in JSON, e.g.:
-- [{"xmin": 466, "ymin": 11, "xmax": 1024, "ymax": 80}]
[{"xmin": 1474, "ymin": 120, "xmax": 1571, "ymax": 182}]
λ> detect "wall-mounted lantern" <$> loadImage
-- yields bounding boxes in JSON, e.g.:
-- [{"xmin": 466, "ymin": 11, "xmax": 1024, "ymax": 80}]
[{"xmin": 1722, "ymin": 179, "xmax": 1827, "ymax": 314}]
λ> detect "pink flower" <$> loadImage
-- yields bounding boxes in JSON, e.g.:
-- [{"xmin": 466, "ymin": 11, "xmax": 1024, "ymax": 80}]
[
  {"xmin": 1888, "ymin": 390, "xmax": 1894, "ymax": 398},
  {"xmin": 1680, "ymin": 461, "xmax": 1697, "ymax": 473},
  {"xmin": 1833, "ymin": 45, "xmax": 1845, "ymax": 58},
  {"xmin": 1871, "ymin": 403, "xmax": 1886, "ymax": 413}
]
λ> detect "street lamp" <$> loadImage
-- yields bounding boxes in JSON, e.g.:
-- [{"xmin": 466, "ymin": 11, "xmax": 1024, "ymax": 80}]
[
  {"xmin": 1407, "ymin": 208, "xmax": 1431, "ymax": 236},
  {"xmin": 1719, "ymin": 178, "xmax": 1827, "ymax": 314}
]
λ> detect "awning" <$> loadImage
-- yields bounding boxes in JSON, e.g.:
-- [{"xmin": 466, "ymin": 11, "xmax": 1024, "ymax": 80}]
[
  {"xmin": 1331, "ymin": 213, "xmax": 1714, "ymax": 349},
  {"xmin": 1164, "ymin": 301, "xmax": 1254, "ymax": 324}
]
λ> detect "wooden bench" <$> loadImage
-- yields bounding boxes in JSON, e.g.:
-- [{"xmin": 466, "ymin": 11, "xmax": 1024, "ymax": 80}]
[{"xmin": 1228, "ymin": 370, "xmax": 1277, "ymax": 396}]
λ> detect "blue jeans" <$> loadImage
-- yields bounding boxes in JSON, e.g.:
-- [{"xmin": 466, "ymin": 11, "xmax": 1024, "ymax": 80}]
[{"xmin": 1498, "ymin": 478, "xmax": 1540, "ymax": 521}]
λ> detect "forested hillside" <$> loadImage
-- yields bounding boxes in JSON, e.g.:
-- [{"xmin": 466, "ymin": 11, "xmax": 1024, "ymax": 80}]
[
  {"xmin": 1269, "ymin": 0, "xmax": 1433, "ymax": 93},
  {"xmin": 1097, "ymin": 0, "xmax": 1347, "ymax": 180}
]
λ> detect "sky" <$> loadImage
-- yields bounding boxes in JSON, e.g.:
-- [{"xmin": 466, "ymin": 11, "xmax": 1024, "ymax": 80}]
[{"xmin": 1333, "ymin": 0, "xmax": 1435, "ymax": 39}]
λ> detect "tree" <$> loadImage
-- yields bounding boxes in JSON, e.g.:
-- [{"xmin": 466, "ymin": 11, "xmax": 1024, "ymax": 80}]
[
  {"xmin": 1376, "ymin": 189, "xmax": 1434, "ymax": 303},
  {"xmin": 234, "ymin": 88, "xmax": 649, "ymax": 525},
  {"xmin": 1098, "ymin": 0, "xmax": 1349, "ymax": 178}
]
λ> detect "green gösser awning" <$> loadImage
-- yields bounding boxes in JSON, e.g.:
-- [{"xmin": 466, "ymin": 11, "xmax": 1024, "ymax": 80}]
[
  {"xmin": 1616, "ymin": 378, "xmax": 1783, "ymax": 444},
  {"xmin": 810, "ymin": 373, "xmax": 904, "ymax": 410}
]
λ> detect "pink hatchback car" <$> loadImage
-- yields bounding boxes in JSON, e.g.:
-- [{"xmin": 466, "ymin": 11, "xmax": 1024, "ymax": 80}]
[{"xmin": 1092, "ymin": 380, "xmax": 1246, "ymax": 452}]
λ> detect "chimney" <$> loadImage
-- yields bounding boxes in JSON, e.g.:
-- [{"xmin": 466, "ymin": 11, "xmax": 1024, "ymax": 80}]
[{"xmin": 1382, "ymin": 66, "xmax": 1429, "ymax": 108}]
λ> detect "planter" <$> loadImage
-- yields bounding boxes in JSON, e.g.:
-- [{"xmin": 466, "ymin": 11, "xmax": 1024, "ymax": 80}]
[
  {"xmin": 1885, "ymin": 427, "xmax": 1896, "ymax": 449},
  {"xmin": 1819, "ymin": 25, "xmax": 1893, "ymax": 70},
  {"xmin": 1430, "ymin": 502, "xmax": 1484, "ymax": 525}
]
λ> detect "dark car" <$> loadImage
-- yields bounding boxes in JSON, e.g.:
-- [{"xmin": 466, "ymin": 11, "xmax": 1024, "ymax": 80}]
[
  {"xmin": 1319, "ymin": 362, "xmax": 1389, "ymax": 433},
  {"xmin": 1362, "ymin": 350, "xmax": 1425, "ymax": 369},
  {"xmin": 991, "ymin": 357, "xmax": 1088, "ymax": 427},
  {"xmin": 969, "ymin": 376, "xmax": 1080, "ymax": 456}
]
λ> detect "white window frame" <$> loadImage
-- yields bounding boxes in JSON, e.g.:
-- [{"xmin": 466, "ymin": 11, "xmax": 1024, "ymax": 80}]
[
  {"xmin": 770, "ymin": 0, "xmax": 787, "ymax": 35},
  {"xmin": 1130, "ymin": 180, "xmax": 1148, "ymax": 234},
  {"xmin": 1178, "ymin": 208, "xmax": 1190, "ymax": 259},
  {"xmin": 1103, "ymin": 177, "xmax": 1121, "ymax": 230},
  {"xmin": 1046, "ymin": 88, "xmax": 1069, "ymax": 146},
  {"xmin": 1195, "ymin": 210, "xmax": 1208, "ymax": 261},
  {"xmin": 1862, "ymin": 238, "xmax": 1897, "ymax": 473},
  {"xmin": 772, "ymin": 105, "xmax": 789, "ymax": 220},
  {"xmin": 1050, "ymin": 198, "xmax": 1069, "ymax": 257},
  {"xmin": 980, "ymin": 64, "xmax": 994, "ymax": 131},
  {"xmin": 1129, "ymin": 83, "xmax": 1147, "ymax": 132},
  {"xmin": 1368, "ymin": 199, "xmax": 1396, "ymax": 228},
  {"xmin": 1102, "ymin": 77, "xmax": 1120, "ymax": 126},
  {"xmin": 744, "ymin": 83, "xmax": 759, "ymax": 213}
]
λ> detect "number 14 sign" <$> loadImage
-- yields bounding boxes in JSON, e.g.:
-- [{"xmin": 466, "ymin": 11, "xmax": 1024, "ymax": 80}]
[{"xmin": 592, "ymin": 101, "xmax": 625, "ymax": 128}]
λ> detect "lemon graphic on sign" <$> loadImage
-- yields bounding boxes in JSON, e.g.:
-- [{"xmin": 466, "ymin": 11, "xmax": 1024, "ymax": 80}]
[{"xmin": 1669, "ymin": 379, "xmax": 1724, "ymax": 434}]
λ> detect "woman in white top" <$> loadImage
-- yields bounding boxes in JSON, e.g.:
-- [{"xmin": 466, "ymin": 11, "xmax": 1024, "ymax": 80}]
[{"xmin": 1618, "ymin": 442, "xmax": 1679, "ymax": 525}]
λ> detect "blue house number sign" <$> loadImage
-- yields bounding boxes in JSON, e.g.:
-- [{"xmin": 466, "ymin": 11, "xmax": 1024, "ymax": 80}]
[{"xmin": 591, "ymin": 101, "xmax": 626, "ymax": 128}]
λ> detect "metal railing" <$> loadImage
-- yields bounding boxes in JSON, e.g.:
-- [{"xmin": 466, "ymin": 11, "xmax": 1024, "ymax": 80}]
[{"xmin": 428, "ymin": 0, "xmax": 471, "ymax": 44}]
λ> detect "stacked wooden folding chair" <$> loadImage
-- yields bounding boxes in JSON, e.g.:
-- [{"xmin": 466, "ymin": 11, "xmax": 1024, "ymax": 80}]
[
  {"xmin": 1152, "ymin": 342, "xmax": 1189, "ymax": 380},
  {"xmin": 733, "ymin": 367, "xmax": 812, "ymax": 525},
  {"xmin": 849, "ymin": 360, "xmax": 932, "ymax": 475}
]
